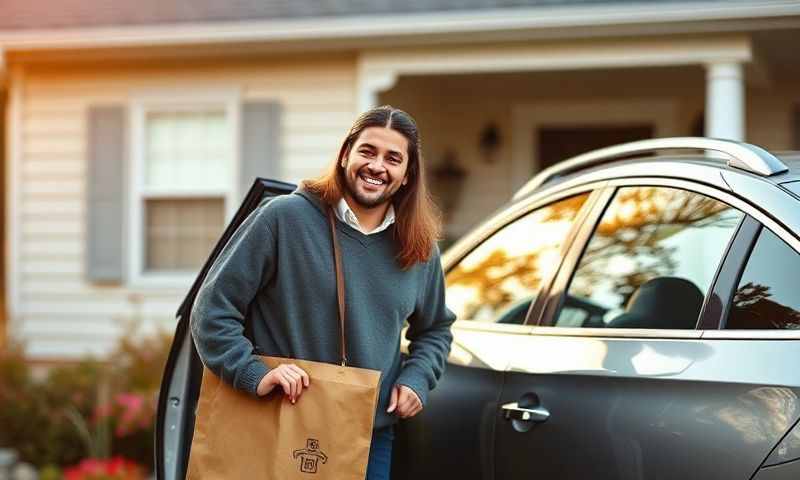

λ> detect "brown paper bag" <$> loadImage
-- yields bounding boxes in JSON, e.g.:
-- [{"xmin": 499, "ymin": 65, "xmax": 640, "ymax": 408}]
[{"xmin": 187, "ymin": 355, "xmax": 381, "ymax": 479}]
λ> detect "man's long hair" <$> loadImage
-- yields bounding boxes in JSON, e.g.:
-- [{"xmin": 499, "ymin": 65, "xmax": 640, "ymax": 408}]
[{"xmin": 302, "ymin": 105, "xmax": 441, "ymax": 269}]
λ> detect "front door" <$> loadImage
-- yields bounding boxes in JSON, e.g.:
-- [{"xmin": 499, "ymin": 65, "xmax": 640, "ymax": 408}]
[{"xmin": 538, "ymin": 125, "xmax": 653, "ymax": 170}]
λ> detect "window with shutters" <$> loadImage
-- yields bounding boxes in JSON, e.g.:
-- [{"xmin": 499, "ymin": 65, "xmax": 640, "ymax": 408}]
[
  {"xmin": 141, "ymin": 110, "xmax": 230, "ymax": 272},
  {"xmin": 130, "ymin": 93, "xmax": 239, "ymax": 285}
]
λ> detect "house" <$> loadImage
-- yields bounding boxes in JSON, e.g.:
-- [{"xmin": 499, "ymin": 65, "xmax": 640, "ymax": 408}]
[{"xmin": 1, "ymin": 0, "xmax": 799, "ymax": 362}]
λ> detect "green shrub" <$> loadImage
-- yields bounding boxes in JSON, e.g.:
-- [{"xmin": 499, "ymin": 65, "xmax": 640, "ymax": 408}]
[
  {"xmin": 0, "ymin": 328, "xmax": 174, "ymax": 474},
  {"xmin": 0, "ymin": 344, "xmax": 79, "ymax": 467}
]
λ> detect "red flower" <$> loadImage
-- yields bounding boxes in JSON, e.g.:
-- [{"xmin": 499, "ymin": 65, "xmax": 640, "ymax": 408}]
[{"xmin": 62, "ymin": 456, "xmax": 144, "ymax": 480}]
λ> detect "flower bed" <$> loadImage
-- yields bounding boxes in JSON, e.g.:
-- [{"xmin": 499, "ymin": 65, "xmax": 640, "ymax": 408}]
[{"xmin": 0, "ymin": 330, "xmax": 173, "ymax": 478}]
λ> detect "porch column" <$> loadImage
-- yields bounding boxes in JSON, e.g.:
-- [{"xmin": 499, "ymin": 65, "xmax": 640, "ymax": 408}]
[
  {"xmin": 356, "ymin": 68, "xmax": 398, "ymax": 113},
  {"xmin": 358, "ymin": 90, "xmax": 378, "ymax": 113},
  {"xmin": 705, "ymin": 62, "xmax": 745, "ymax": 141}
]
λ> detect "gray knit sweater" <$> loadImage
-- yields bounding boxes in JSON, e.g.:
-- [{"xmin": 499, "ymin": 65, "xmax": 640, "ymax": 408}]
[{"xmin": 190, "ymin": 188, "xmax": 456, "ymax": 429}]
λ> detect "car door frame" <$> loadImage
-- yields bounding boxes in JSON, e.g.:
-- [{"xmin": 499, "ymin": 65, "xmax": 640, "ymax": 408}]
[{"xmin": 155, "ymin": 178, "xmax": 296, "ymax": 480}]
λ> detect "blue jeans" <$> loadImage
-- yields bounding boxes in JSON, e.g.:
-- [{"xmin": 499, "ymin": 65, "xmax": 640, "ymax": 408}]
[{"xmin": 365, "ymin": 425, "xmax": 394, "ymax": 480}]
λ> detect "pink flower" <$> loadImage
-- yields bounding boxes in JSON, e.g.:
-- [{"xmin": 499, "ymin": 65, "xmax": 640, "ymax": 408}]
[{"xmin": 110, "ymin": 392, "xmax": 154, "ymax": 437}]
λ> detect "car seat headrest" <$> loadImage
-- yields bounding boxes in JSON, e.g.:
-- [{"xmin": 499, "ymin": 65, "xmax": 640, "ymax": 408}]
[{"xmin": 608, "ymin": 276, "xmax": 704, "ymax": 329}]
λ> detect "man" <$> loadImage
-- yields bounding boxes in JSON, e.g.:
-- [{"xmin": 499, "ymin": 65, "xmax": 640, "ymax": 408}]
[{"xmin": 191, "ymin": 106, "xmax": 456, "ymax": 479}]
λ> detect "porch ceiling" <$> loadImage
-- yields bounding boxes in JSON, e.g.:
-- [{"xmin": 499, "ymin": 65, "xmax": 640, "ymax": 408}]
[{"xmin": 390, "ymin": 65, "xmax": 706, "ymax": 100}]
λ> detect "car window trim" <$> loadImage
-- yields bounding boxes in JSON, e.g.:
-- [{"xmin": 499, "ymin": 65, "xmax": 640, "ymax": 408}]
[
  {"xmin": 522, "ymin": 187, "xmax": 611, "ymax": 326},
  {"xmin": 702, "ymin": 330, "xmax": 800, "ymax": 339},
  {"xmin": 537, "ymin": 177, "xmax": 775, "ymax": 338},
  {"xmin": 447, "ymin": 320, "xmax": 537, "ymax": 336},
  {"xmin": 532, "ymin": 186, "xmax": 616, "ymax": 327},
  {"xmin": 697, "ymin": 215, "xmax": 760, "ymax": 330},
  {"xmin": 526, "ymin": 326, "xmax": 703, "ymax": 339}
]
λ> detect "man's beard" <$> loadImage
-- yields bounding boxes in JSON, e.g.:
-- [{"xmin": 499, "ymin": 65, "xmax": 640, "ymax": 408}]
[{"xmin": 344, "ymin": 172, "xmax": 399, "ymax": 209}]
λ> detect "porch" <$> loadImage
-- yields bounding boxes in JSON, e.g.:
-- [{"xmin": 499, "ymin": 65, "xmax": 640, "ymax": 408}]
[{"xmin": 370, "ymin": 34, "xmax": 800, "ymax": 241}]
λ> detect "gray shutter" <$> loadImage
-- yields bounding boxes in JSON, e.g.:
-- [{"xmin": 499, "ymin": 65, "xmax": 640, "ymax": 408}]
[
  {"xmin": 240, "ymin": 101, "xmax": 282, "ymax": 198},
  {"xmin": 86, "ymin": 106, "xmax": 126, "ymax": 283}
]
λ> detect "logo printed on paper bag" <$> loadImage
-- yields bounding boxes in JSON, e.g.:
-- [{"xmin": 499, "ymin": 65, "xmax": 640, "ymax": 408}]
[{"xmin": 292, "ymin": 438, "xmax": 328, "ymax": 474}]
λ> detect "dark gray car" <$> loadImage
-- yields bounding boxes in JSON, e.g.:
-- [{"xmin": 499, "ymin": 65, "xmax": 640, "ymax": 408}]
[{"xmin": 156, "ymin": 137, "xmax": 800, "ymax": 479}]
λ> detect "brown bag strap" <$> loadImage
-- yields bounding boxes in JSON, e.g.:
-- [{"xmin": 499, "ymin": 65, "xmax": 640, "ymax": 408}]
[{"xmin": 327, "ymin": 206, "xmax": 348, "ymax": 366}]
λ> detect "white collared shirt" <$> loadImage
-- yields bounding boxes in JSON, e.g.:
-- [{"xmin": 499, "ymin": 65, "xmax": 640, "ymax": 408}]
[{"xmin": 335, "ymin": 198, "xmax": 396, "ymax": 235}]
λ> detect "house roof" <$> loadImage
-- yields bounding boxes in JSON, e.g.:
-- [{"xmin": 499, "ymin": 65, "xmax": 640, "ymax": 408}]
[
  {"xmin": 0, "ymin": 0, "xmax": 708, "ymax": 30},
  {"xmin": 0, "ymin": 0, "xmax": 797, "ymax": 57}
]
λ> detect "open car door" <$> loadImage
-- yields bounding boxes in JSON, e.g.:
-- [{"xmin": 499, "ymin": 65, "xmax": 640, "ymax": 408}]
[{"xmin": 155, "ymin": 178, "xmax": 296, "ymax": 480}]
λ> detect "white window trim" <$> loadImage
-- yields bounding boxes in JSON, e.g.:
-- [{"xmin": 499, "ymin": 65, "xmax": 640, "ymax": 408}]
[{"xmin": 128, "ymin": 87, "xmax": 241, "ymax": 289}]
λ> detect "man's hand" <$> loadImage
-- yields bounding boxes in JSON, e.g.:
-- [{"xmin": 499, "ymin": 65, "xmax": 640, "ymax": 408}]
[
  {"xmin": 387, "ymin": 384, "xmax": 423, "ymax": 419},
  {"xmin": 256, "ymin": 364, "xmax": 309, "ymax": 404}
]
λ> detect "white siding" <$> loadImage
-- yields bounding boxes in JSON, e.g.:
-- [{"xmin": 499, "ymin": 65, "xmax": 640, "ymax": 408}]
[{"xmin": 14, "ymin": 54, "xmax": 357, "ymax": 359}]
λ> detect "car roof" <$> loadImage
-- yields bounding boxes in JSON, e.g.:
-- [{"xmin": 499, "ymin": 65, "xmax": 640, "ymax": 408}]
[
  {"xmin": 550, "ymin": 152, "xmax": 800, "ymax": 189},
  {"xmin": 774, "ymin": 153, "xmax": 800, "ymax": 182}
]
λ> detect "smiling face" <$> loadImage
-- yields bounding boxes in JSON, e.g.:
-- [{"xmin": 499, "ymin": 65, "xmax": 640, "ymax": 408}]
[{"xmin": 341, "ymin": 126, "xmax": 410, "ymax": 210}]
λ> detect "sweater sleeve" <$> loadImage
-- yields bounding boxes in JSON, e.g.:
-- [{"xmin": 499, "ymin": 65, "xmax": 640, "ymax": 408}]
[
  {"xmin": 394, "ymin": 246, "xmax": 457, "ymax": 406},
  {"xmin": 190, "ymin": 201, "xmax": 278, "ymax": 397}
]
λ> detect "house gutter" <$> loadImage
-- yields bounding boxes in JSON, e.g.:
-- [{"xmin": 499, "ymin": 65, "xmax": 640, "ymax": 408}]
[{"xmin": 0, "ymin": 0, "xmax": 799, "ymax": 52}]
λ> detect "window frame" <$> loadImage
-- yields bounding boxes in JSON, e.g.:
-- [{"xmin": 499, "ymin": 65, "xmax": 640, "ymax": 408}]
[
  {"xmin": 128, "ymin": 88, "xmax": 241, "ymax": 288},
  {"xmin": 442, "ymin": 182, "xmax": 607, "ymax": 330},
  {"xmin": 536, "ymin": 177, "xmax": 785, "ymax": 339},
  {"xmin": 704, "ymin": 216, "xmax": 800, "ymax": 338},
  {"xmin": 696, "ymin": 215, "xmax": 760, "ymax": 330}
]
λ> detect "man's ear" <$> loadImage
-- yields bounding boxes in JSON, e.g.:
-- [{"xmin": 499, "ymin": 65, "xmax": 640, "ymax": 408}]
[{"xmin": 340, "ymin": 146, "xmax": 351, "ymax": 168}]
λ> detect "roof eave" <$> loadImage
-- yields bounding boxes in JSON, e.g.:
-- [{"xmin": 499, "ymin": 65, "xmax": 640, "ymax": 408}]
[{"xmin": 1, "ymin": 0, "xmax": 800, "ymax": 52}]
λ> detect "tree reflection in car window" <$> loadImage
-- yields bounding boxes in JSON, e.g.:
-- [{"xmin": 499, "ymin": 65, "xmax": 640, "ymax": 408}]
[
  {"xmin": 555, "ymin": 186, "xmax": 744, "ymax": 329},
  {"xmin": 726, "ymin": 228, "xmax": 800, "ymax": 329},
  {"xmin": 446, "ymin": 193, "xmax": 590, "ymax": 324}
]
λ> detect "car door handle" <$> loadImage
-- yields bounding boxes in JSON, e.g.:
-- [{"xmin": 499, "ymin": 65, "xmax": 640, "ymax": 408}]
[{"xmin": 501, "ymin": 402, "xmax": 550, "ymax": 423}]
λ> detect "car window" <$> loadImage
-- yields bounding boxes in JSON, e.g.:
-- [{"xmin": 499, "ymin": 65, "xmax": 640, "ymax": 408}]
[
  {"xmin": 446, "ymin": 193, "xmax": 590, "ymax": 324},
  {"xmin": 554, "ymin": 186, "xmax": 744, "ymax": 329},
  {"xmin": 726, "ymin": 228, "xmax": 800, "ymax": 329}
]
